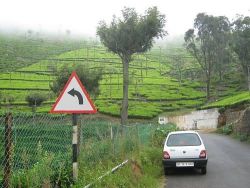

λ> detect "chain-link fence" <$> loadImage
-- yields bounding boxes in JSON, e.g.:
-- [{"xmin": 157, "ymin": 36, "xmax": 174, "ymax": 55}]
[
  {"xmin": 0, "ymin": 113, "xmax": 72, "ymax": 187},
  {"xmin": 0, "ymin": 113, "xmax": 163, "ymax": 187},
  {"xmin": 77, "ymin": 119, "xmax": 159, "ymax": 187}
]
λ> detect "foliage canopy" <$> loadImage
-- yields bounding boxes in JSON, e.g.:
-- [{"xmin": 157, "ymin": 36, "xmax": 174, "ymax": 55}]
[
  {"xmin": 184, "ymin": 13, "xmax": 231, "ymax": 100},
  {"xmin": 97, "ymin": 7, "xmax": 166, "ymax": 60},
  {"xmin": 50, "ymin": 64, "xmax": 102, "ymax": 98},
  {"xmin": 97, "ymin": 6, "xmax": 166, "ymax": 125},
  {"xmin": 231, "ymin": 16, "xmax": 250, "ymax": 89}
]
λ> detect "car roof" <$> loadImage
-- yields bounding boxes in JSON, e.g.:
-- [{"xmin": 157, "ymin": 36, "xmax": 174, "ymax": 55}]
[{"xmin": 168, "ymin": 130, "xmax": 199, "ymax": 135}]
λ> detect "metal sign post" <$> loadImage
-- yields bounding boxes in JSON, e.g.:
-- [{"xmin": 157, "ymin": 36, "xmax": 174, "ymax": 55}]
[{"xmin": 72, "ymin": 113, "xmax": 78, "ymax": 181}]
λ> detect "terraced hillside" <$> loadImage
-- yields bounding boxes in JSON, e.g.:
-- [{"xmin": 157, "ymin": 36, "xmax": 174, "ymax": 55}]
[
  {"xmin": 0, "ymin": 45, "xmax": 206, "ymax": 118},
  {"xmin": 0, "ymin": 34, "xmax": 85, "ymax": 72},
  {"xmin": 1, "ymin": 32, "xmax": 247, "ymax": 119},
  {"xmin": 201, "ymin": 91, "xmax": 250, "ymax": 109}
]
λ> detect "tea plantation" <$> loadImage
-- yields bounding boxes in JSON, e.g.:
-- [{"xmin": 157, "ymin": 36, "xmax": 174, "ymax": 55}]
[{"xmin": 0, "ymin": 45, "xmax": 206, "ymax": 118}]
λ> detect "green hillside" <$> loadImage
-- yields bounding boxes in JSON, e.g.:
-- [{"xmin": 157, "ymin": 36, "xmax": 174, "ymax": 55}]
[
  {"xmin": 0, "ymin": 45, "xmax": 206, "ymax": 118},
  {"xmin": 0, "ymin": 34, "xmax": 87, "ymax": 73},
  {"xmin": 201, "ymin": 91, "xmax": 250, "ymax": 109},
  {"xmin": 0, "ymin": 35, "xmax": 247, "ymax": 118}
]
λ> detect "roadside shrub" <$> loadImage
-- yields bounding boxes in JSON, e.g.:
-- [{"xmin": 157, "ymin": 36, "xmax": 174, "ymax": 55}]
[
  {"xmin": 218, "ymin": 107, "xmax": 226, "ymax": 114},
  {"xmin": 151, "ymin": 123, "xmax": 178, "ymax": 147},
  {"xmin": 223, "ymin": 124, "xmax": 233, "ymax": 135},
  {"xmin": 239, "ymin": 134, "xmax": 248, "ymax": 142},
  {"xmin": 25, "ymin": 93, "xmax": 47, "ymax": 112},
  {"xmin": 217, "ymin": 124, "xmax": 233, "ymax": 135}
]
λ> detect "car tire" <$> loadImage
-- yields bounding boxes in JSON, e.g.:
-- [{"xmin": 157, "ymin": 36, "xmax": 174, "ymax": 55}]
[
  {"xmin": 201, "ymin": 167, "xmax": 207, "ymax": 175},
  {"xmin": 164, "ymin": 167, "xmax": 169, "ymax": 175}
]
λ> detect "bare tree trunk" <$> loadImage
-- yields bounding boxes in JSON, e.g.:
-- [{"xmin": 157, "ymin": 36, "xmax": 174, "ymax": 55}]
[
  {"xmin": 247, "ymin": 65, "xmax": 250, "ymax": 91},
  {"xmin": 238, "ymin": 61, "xmax": 250, "ymax": 90},
  {"xmin": 206, "ymin": 69, "xmax": 211, "ymax": 101},
  {"xmin": 121, "ymin": 58, "xmax": 129, "ymax": 125},
  {"xmin": 178, "ymin": 66, "xmax": 182, "ymax": 84},
  {"xmin": 206, "ymin": 78, "xmax": 210, "ymax": 101},
  {"xmin": 219, "ymin": 70, "xmax": 222, "ymax": 81}
]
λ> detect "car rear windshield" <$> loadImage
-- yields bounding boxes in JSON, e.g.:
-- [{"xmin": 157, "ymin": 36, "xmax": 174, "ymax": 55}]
[{"xmin": 167, "ymin": 133, "xmax": 201, "ymax": 146}]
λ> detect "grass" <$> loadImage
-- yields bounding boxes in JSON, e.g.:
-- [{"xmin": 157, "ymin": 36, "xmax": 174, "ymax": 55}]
[
  {"xmin": 202, "ymin": 91, "xmax": 250, "ymax": 109},
  {"xmin": 75, "ymin": 123, "xmax": 176, "ymax": 188},
  {"xmin": 0, "ymin": 114, "xmax": 73, "ymax": 187},
  {"xmin": 81, "ymin": 146, "xmax": 163, "ymax": 188},
  {"xmin": 0, "ymin": 113, "xmax": 177, "ymax": 187},
  {"xmin": 0, "ymin": 115, "xmax": 72, "ymax": 170}
]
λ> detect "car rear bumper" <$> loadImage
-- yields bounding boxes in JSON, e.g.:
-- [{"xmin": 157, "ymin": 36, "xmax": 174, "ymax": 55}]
[{"xmin": 162, "ymin": 158, "xmax": 208, "ymax": 168}]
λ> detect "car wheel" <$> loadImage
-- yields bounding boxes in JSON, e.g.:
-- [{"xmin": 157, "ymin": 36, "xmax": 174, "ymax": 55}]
[
  {"xmin": 201, "ymin": 167, "xmax": 207, "ymax": 175},
  {"xmin": 164, "ymin": 167, "xmax": 169, "ymax": 175}
]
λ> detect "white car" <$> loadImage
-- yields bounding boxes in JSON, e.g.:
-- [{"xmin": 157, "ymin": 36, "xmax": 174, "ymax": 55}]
[{"xmin": 162, "ymin": 131, "xmax": 208, "ymax": 175}]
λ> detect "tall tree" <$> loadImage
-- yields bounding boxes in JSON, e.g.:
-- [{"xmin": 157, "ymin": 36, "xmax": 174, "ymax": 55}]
[
  {"xmin": 184, "ymin": 13, "xmax": 230, "ymax": 100},
  {"xmin": 212, "ymin": 16, "xmax": 232, "ymax": 81},
  {"xmin": 170, "ymin": 55, "xmax": 186, "ymax": 84},
  {"xmin": 97, "ymin": 7, "xmax": 166, "ymax": 125},
  {"xmin": 231, "ymin": 16, "xmax": 250, "ymax": 90}
]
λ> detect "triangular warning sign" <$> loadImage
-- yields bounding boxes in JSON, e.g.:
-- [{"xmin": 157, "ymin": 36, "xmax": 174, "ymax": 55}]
[{"xmin": 50, "ymin": 71, "xmax": 97, "ymax": 114}]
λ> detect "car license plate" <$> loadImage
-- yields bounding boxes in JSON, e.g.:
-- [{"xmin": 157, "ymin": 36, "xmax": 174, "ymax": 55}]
[{"xmin": 176, "ymin": 162, "xmax": 194, "ymax": 167}]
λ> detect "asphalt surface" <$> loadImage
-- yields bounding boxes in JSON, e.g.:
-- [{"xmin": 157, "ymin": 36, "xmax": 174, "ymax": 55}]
[{"xmin": 164, "ymin": 133, "xmax": 250, "ymax": 188}]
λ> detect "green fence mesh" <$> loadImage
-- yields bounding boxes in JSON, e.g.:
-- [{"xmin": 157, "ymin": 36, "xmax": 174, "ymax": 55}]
[{"xmin": 0, "ymin": 113, "xmax": 163, "ymax": 187}]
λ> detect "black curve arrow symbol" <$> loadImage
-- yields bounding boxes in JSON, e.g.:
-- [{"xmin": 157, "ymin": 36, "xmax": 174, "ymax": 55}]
[{"xmin": 68, "ymin": 88, "xmax": 83, "ymax": 105}]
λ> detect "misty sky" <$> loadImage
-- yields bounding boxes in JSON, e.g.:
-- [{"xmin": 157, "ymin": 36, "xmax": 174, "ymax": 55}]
[{"xmin": 0, "ymin": 0, "xmax": 249, "ymax": 37}]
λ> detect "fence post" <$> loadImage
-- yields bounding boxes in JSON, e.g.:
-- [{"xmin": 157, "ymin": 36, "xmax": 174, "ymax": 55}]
[
  {"xmin": 4, "ymin": 113, "xmax": 13, "ymax": 188},
  {"xmin": 110, "ymin": 125, "xmax": 113, "ymax": 140},
  {"xmin": 136, "ymin": 123, "xmax": 140, "ymax": 147},
  {"xmin": 110, "ymin": 125, "xmax": 115, "ymax": 156},
  {"xmin": 72, "ymin": 114, "xmax": 78, "ymax": 182}
]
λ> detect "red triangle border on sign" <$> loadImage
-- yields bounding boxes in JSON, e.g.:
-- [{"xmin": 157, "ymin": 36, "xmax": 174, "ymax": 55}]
[{"xmin": 50, "ymin": 71, "xmax": 97, "ymax": 114}]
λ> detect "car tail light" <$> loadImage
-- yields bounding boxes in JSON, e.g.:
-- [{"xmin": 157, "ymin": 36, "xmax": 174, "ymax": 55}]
[
  {"xmin": 199, "ymin": 150, "xmax": 206, "ymax": 158},
  {"xmin": 163, "ymin": 151, "xmax": 170, "ymax": 159}
]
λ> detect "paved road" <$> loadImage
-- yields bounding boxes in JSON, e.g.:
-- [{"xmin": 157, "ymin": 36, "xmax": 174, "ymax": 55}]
[{"xmin": 164, "ymin": 133, "xmax": 250, "ymax": 188}]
